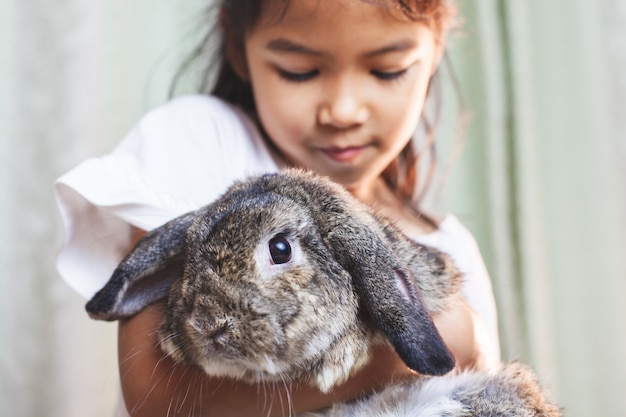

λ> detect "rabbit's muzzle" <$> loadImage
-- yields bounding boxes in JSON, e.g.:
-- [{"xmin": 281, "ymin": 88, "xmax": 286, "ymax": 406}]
[{"xmin": 186, "ymin": 317, "xmax": 232, "ymax": 355}]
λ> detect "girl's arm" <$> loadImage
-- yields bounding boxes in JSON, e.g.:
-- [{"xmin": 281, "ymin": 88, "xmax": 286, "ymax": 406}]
[
  {"xmin": 118, "ymin": 298, "xmax": 482, "ymax": 417},
  {"xmin": 117, "ymin": 230, "xmax": 484, "ymax": 417}
]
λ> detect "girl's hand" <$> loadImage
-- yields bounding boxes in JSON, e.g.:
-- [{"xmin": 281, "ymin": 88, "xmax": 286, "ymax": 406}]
[{"xmin": 432, "ymin": 298, "xmax": 488, "ymax": 371}]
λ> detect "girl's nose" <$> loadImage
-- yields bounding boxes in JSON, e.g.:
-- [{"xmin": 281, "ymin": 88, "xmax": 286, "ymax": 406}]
[{"xmin": 318, "ymin": 83, "xmax": 369, "ymax": 128}]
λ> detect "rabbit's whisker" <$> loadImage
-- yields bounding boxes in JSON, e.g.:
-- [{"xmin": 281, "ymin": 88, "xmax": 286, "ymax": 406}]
[
  {"xmin": 165, "ymin": 396, "xmax": 175, "ymax": 417},
  {"xmin": 156, "ymin": 331, "xmax": 180, "ymax": 350},
  {"xmin": 279, "ymin": 374, "xmax": 295, "ymax": 417},
  {"xmin": 151, "ymin": 351, "xmax": 176, "ymax": 379},
  {"xmin": 195, "ymin": 372, "xmax": 208, "ymax": 415},
  {"xmin": 258, "ymin": 377, "xmax": 273, "ymax": 417},
  {"xmin": 129, "ymin": 368, "xmax": 177, "ymax": 416},
  {"xmin": 261, "ymin": 381, "xmax": 273, "ymax": 417},
  {"xmin": 175, "ymin": 373, "xmax": 195, "ymax": 415},
  {"xmin": 118, "ymin": 349, "xmax": 141, "ymax": 375}
]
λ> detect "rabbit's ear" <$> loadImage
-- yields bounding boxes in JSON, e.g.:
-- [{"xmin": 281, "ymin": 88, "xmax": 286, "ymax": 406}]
[
  {"xmin": 85, "ymin": 211, "xmax": 196, "ymax": 321},
  {"xmin": 325, "ymin": 217, "xmax": 456, "ymax": 376}
]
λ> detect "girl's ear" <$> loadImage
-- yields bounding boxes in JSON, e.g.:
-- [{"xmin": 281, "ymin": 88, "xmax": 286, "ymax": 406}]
[{"xmin": 220, "ymin": 9, "xmax": 250, "ymax": 81}]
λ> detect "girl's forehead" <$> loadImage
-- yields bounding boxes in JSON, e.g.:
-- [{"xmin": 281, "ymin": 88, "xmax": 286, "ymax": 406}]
[
  {"xmin": 257, "ymin": 0, "xmax": 426, "ymax": 26},
  {"xmin": 253, "ymin": 0, "xmax": 437, "ymax": 45}
]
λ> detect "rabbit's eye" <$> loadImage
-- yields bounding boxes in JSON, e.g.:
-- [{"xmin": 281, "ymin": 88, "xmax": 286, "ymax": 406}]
[{"xmin": 269, "ymin": 235, "xmax": 292, "ymax": 265}]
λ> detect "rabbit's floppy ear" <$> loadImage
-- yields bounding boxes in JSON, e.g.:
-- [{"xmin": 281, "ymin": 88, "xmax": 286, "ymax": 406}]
[
  {"xmin": 86, "ymin": 211, "xmax": 196, "ymax": 321},
  {"xmin": 324, "ymin": 215, "xmax": 456, "ymax": 376},
  {"xmin": 249, "ymin": 169, "xmax": 455, "ymax": 375}
]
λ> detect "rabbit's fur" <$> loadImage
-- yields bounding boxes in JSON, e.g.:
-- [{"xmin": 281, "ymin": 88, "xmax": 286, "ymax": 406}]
[
  {"xmin": 301, "ymin": 361, "xmax": 558, "ymax": 417},
  {"xmin": 87, "ymin": 169, "xmax": 562, "ymax": 416}
]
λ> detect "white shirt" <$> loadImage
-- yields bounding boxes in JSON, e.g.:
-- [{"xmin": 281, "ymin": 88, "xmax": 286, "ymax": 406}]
[{"xmin": 55, "ymin": 94, "xmax": 500, "ymax": 361}]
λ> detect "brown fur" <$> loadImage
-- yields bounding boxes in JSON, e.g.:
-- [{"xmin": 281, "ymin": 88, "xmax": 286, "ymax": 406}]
[{"xmin": 87, "ymin": 169, "xmax": 562, "ymax": 415}]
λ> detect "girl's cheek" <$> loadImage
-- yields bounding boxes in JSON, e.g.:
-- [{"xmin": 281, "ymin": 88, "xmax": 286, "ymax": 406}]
[
  {"xmin": 260, "ymin": 102, "xmax": 305, "ymax": 143},
  {"xmin": 277, "ymin": 89, "xmax": 318, "ymax": 124}
]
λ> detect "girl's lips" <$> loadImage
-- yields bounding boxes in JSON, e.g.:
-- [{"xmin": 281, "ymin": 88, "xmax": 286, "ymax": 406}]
[{"xmin": 320, "ymin": 146, "xmax": 368, "ymax": 162}]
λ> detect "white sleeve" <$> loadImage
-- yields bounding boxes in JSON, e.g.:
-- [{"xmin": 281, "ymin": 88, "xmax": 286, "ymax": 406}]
[
  {"xmin": 54, "ymin": 95, "xmax": 278, "ymax": 299},
  {"xmin": 415, "ymin": 215, "xmax": 501, "ymax": 364},
  {"xmin": 454, "ymin": 226, "xmax": 501, "ymax": 365}
]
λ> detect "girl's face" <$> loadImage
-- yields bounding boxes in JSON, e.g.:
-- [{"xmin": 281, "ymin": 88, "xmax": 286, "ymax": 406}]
[{"xmin": 241, "ymin": 0, "xmax": 443, "ymax": 199}]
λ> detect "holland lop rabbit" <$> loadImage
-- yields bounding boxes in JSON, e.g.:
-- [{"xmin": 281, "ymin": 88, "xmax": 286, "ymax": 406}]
[{"xmin": 87, "ymin": 169, "xmax": 562, "ymax": 416}]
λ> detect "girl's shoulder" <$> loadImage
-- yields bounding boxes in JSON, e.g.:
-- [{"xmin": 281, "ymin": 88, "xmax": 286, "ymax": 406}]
[
  {"xmin": 414, "ymin": 214, "xmax": 484, "ymax": 278},
  {"xmin": 142, "ymin": 94, "xmax": 244, "ymax": 125},
  {"xmin": 122, "ymin": 94, "xmax": 261, "ymax": 154},
  {"xmin": 416, "ymin": 214, "xmax": 476, "ymax": 246},
  {"xmin": 56, "ymin": 94, "xmax": 280, "ymax": 229}
]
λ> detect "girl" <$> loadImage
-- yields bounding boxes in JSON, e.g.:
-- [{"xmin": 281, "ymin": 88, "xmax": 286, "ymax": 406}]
[{"xmin": 55, "ymin": 0, "xmax": 500, "ymax": 416}]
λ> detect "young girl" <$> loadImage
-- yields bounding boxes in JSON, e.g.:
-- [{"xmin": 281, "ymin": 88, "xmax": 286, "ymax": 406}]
[{"xmin": 55, "ymin": 0, "xmax": 500, "ymax": 416}]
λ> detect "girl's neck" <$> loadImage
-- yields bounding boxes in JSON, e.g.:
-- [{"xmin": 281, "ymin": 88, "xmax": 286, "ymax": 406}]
[{"xmin": 352, "ymin": 177, "xmax": 438, "ymax": 238}]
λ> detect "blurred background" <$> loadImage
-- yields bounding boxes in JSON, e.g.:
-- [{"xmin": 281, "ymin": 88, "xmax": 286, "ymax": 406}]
[{"xmin": 1, "ymin": 1, "xmax": 625, "ymax": 416}]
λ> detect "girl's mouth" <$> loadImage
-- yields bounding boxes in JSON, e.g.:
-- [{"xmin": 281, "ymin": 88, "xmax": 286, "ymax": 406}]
[{"xmin": 320, "ymin": 146, "xmax": 368, "ymax": 162}]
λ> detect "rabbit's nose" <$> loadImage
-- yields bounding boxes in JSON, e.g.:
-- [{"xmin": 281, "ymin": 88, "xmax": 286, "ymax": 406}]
[
  {"xmin": 207, "ymin": 323, "xmax": 229, "ymax": 341},
  {"xmin": 188, "ymin": 318, "xmax": 230, "ymax": 341}
]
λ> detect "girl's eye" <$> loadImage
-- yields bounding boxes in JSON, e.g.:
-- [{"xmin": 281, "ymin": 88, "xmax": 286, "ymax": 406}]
[
  {"xmin": 277, "ymin": 68, "xmax": 319, "ymax": 83},
  {"xmin": 371, "ymin": 69, "xmax": 408, "ymax": 81},
  {"xmin": 268, "ymin": 234, "xmax": 292, "ymax": 265}
]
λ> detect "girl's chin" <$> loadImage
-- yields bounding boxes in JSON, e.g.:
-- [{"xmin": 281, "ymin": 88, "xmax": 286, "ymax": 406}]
[{"xmin": 323, "ymin": 170, "xmax": 382, "ymax": 200}]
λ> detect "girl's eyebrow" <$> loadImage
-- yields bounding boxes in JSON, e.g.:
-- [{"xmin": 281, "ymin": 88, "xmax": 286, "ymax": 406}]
[
  {"xmin": 365, "ymin": 39, "xmax": 418, "ymax": 57},
  {"xmin": 265, "ymin": 38, "xmax": 418, "ymax": 57},
  {"xmin": 266, "ymin": 38, "xmax": 323, "ymax": 56}
]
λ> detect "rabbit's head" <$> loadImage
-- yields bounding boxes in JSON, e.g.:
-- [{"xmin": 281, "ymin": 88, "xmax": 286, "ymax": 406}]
[{"xmin": 86, "ymin": 169, "xmax": 460, "ymax": 391}]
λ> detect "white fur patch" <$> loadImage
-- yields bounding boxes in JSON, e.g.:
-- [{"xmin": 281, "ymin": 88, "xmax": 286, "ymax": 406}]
[{"xmin": 299, "ymin": 372, "xmax": 484, "ymax": 417}]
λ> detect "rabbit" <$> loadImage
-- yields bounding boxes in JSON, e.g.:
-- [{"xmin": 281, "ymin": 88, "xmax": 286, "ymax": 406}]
[{"xmin": 86, "ymin": 169, "xmax": 562, "ymax": 416}]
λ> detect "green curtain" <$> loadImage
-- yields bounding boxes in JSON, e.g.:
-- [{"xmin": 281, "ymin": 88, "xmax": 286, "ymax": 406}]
[{"xmin": 441, "ymin": 1, "xmax": 626, "ymax": 416}]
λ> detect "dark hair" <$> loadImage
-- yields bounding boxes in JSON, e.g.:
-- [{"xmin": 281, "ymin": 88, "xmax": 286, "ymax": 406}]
[{"xmin": 175, "ymin": 0, "xmax": 459, "ymax": 210}]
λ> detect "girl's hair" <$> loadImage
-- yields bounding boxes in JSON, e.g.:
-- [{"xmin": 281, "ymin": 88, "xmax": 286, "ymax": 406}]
[{"xmin": 176, "ymin": 0, "xmax": 458, "ymax": 210}]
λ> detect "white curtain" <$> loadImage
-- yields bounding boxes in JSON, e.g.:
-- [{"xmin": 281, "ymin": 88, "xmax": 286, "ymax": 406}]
[{"xmin": 1, "ymin": 1, "xmax": 625, "ymax": 417}]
